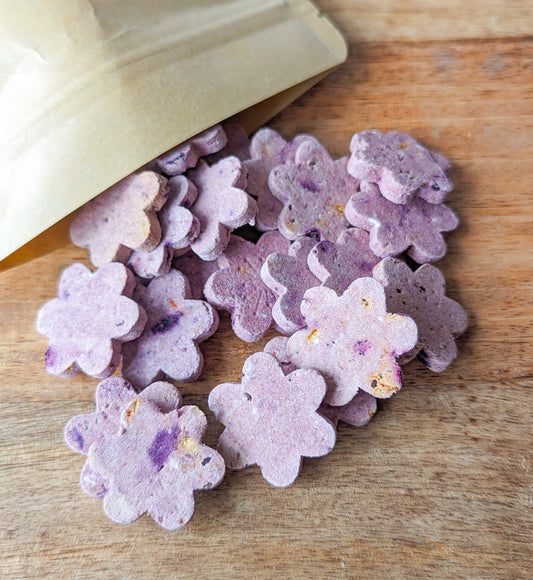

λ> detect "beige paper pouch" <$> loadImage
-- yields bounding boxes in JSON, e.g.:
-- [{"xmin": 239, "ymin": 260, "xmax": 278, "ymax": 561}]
[{"xmin": 0, "ymin": 0, "xmax": 347, "ymax": 271}]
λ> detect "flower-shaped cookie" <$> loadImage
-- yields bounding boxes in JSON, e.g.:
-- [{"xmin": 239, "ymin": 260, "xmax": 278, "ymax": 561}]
[
  {"xmin": 268, "ymin": 140, "xmax": 358, "ymax": 242},
  {"xmin": 121, "ymin": 269, "xmax": 218, "ymax": 388},
  {"xmin": 307, "ymin": 228, "xmax": 380, "ymax": 295},
  {"xmin": 347, "ymin": 130, "xmax": 453, "ymax": 204},
  {"xmin": 373, "ymin": 258, "xmax": 468, "ymax": 371},
  {"xmin": 128, "ymin": 176, "xmax": 200, "ymax": 279},
  {"xmin": 36, "ymin": 263, "xmax": 146, "ymax": 378},
  {"xmin": 345, "ymin": 181, "xmax": 459, "ymax": 263},
  {"xmin": 155, "ymin": 125, "xmax": 228, "ymax": 176},
  {"xmin": 204, "ymin": 232, "xmax": 290, "ymax": 342},
  {"xmin": 244, "ymin": 129, "xmax": 320, "ymax": 231},
  {"xmin": 87, "ymin": 397, "xmax": 225, "ymax": 529},
  {"xmin": 209, "ymin": 352, "xmax": 336, "ymax": 487},
  {"xmin": 286, "ymin": 277, "xmax": 418, "ymax": 405},
  {"xmin": 260, "ymin": 236, "xmax": 320, "ymax": 334},
  {"xmin": 188, "ymin": 157, "xmax": 258, "ymax": 261},
  {"xmin": 70, "ymin": 171, "xmax": 169, "ymax": 267}
]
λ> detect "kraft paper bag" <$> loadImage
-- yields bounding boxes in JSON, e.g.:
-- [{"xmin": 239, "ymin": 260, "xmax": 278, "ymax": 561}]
[{"xmin": 0, "ymin": 0, "xmax": 347, "ymax": 271}]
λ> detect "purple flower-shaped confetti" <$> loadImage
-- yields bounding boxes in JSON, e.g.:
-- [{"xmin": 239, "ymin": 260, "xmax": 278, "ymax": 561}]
[
  {"xmin": 287, "ymin": 277, "xmax": 418, "ymax": 405},
  {"xmin": 128, "ymin": 176, "xmax": 200, "ymax": 279},
  {"xmin": 209, "ymin": 352, "xmax": 336, "ymax": 487},
  {"xmin": 88, "ymin": 398, "xmax": 225, "ymax": 529},
  {"xmin": 307, "ymin": 228, "xmax": 380, "ymax": 295},
  {"xmin": 347, "ymin": 130, "xmax": 453, "ymax": 204},
  {"xmin": 345, "ymin": 181, "xmax": 459, "ymax": 263},
  {"xmin": 70, "ymin": 171, "xmax": 169, "ymax": 267},
  {"xmin": 260, "ymin": 236, "xmax": 320, "ymax": 334},
  {"xmin": 187, "ymin": 157, "xmax": 258, "ymax": 261},
  {"xmin": 204, "ymin": 232, "xmax": 290, "ymax": 342},
  {"xmin": 373, "ymin": 257, "xmax": 468, "ymax": 371},
  {"xmin": 36, "ymin": 263, "xmax": 146, "ymax": 378},
  {"xmin": 269, "ymin": 140, "xmax": 359, "ymax": 242},
  {"xmin": 155, "ymin": 125, "xmax": 227, "ymax": 176},
  {"xmin": 121, "ymin": 269, "xmax": 218, "ymax": 387}
]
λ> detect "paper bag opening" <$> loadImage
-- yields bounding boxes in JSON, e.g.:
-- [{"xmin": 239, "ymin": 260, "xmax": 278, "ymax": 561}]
[{"xmin": 0, "ymin": 0, "xmax": 347, "ymax": 271}]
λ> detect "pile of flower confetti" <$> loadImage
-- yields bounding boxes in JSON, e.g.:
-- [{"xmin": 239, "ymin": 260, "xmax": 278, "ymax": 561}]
[{"xmin": 37, "ymin": 124, "xmax": 468, "ymax": 529}]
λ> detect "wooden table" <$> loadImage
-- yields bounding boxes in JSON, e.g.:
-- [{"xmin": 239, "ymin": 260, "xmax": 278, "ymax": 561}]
[{"xmin": 1, "ymin": 1, "xmax": 531, "ymax": 577}]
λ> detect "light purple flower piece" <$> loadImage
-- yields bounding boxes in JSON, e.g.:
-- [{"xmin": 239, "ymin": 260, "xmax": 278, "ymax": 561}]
[
  {"xmin": 36, "ymin": 263, "xmax": 146, "ymax": 378},
  {"xmin": 260, "ymin": 236, "xmax": 320, "ymax": 334},
  {"xmin": 345, "ymin": 181, "xmax": 459, "ymax": 263},
  {"xmin": 373, "ymin": 257, "xmax": 468, "ymax": 371},
  {"xmin": 264, "ymin": 335, "xmax": 378, "ymax": 428},
  {"xmin": 208, "ymin": 352, "xmax": 336, "ymax": 487},
  {"xmin": 155, "ymin": 125, "xmax": 227, "ymax": 176},
  {"xmin": 87, "ymin": 398, "xmax": 225, "ymax": 529},
  {"xmin": 172, "ymin": 251, "xmax": 220, "ymax": 300},
  {"xmin": 121, "ymin": 269, "xmax": 218, "ymax": 388},
  {"xmin": 287, "ymin": 277, "xmax": 418, "ymax": 405},
  {"xmin": 65, "ymin": 378, "xmax": 182, "ymax": 499},
  {"xmin": 269, "ymin": 140, "xmax": 359, "ymax": 242},
  {"xmin": 128, "ymin": 176, "xmax": 200, "ymax": 279},
  {"xmin": 70, "ymin": 171, "xmax": 169, "ymax": 267},
  {"xmin": 204, "ymin": 232, "xmax": 290, "ymax": 342},
  {"xmin": 64, "ymin": 378, "xmax": 182, "ymax": 455},
  {"xmin": 347, "ymin": 130, "xmax": 453, "ymax": 204},
  {"xmin": 307, "ymin": 228, "xmax": 380, "ymax": 295},
  {"xmin": 187, "ymin": 157, "xmax": 258, "ymax": 261},
  {"xmin": 244, "ymin": 129, "xmax": 320, "ymax": 231}
]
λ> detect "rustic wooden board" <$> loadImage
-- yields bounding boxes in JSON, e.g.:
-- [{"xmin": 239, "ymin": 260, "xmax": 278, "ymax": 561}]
[{"xmin": 1, "ymin": 1, "xmax": 532, "ymax": 578}]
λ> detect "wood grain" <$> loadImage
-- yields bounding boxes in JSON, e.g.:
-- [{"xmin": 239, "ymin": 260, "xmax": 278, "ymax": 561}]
[{"xmin": 1, "ymin": 1, "xmax": 532, "ymax": 578}]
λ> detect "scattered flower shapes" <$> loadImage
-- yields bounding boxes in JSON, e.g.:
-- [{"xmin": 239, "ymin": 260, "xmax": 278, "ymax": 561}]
[
  {"xmin": 36, "ymin": 263, "xmax": 146, "ymax": 378},
  {"xmin": 128, "ymin": 175, "xmax": 200, "ymax": 279},
  {"xmin": 208, "ymin": 352, "xmax": 336, "ymax": 487},
  {"xmin": 121, "ymin": 269, "xmax": 218, "ymax": 388},
  {"xmin": 347, "ymin": 130, "xmax": 453, "ymax": 204},
  {"xmin": 70, "ymin": 171, "xmax": 169, "ymax": 267},
  {"xmin": 345, "ymin": 181, "xmax": 459, "ymax": 264},
  {"xmin": 87, "ymin": 397, "xmax": 225, "ymax": 529},
  {"xmin": 373, "ymin": 257, "xmax": 468, "ymax": 371},
  {"xmin": 286, "ymin": 277, "xmax": 418, "ymax": 405}
]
